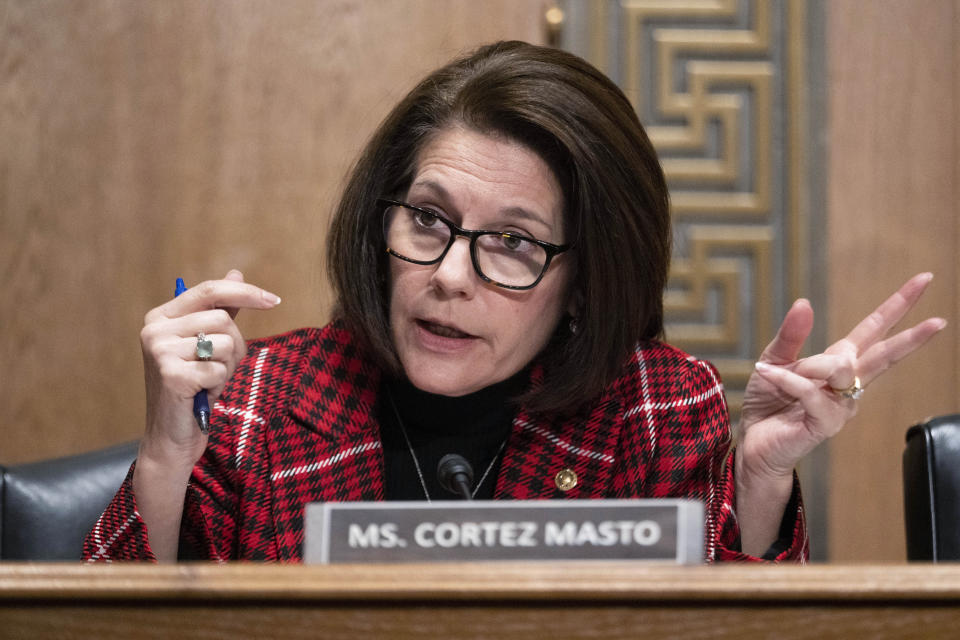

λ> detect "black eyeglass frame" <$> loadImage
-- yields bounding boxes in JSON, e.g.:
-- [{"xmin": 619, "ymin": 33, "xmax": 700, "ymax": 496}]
[{"xmin": 378, "ymin": 198, "xmax": 571, "ymax": 291}]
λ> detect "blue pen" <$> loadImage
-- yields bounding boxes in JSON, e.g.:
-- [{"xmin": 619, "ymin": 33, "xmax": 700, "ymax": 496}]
[{"xmin": 175, "ymin": 277, "xmax": 211, "ymax": 434}]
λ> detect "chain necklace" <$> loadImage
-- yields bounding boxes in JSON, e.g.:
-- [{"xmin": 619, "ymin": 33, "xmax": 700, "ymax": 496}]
[{"xmin": 386, "ymin": 388, "xmax": 507, "ymax": 502}]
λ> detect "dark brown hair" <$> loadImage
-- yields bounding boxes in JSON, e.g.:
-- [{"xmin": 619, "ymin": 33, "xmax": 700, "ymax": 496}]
[{"xmin": 327, "ymin": 41, "xmax": 670, "ymax": 415}]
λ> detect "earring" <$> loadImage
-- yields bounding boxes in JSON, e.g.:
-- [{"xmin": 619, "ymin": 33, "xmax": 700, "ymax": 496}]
[{"xmin": 569, "ymin": 317, "xmax": 579, "ymax": 335}]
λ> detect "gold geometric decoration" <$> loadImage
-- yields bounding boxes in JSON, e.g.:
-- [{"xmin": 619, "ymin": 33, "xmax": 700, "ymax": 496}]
[{"xmin": 559, "ymin": 0, "xmax": 813, "ymax": 419}]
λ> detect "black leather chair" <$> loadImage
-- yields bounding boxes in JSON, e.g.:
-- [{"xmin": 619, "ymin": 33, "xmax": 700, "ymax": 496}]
[
  {"xmin": 0, "ymin": 441, "xmax": 138, "ymax": 560},
  {"xmin": 903, "ymin": 414, "xmax": 960, "ymax": 561}
]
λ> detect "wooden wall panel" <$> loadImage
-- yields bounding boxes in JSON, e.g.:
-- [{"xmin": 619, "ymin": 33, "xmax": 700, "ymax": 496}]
[
  {"xmin": 826, "ymin": 0, "xmax": 959, "ymax": 561},
  {"xmin": 0, "ymin": 0, "xmax": 546, "ymax": 464}
]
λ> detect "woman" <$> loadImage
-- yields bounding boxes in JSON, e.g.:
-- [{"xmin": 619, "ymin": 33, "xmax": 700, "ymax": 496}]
[{"xmin": 83, "ymin": 41, "xmax": 944, "ymax": 563}]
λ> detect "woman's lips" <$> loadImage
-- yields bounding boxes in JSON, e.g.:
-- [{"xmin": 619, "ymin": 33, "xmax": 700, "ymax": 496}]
[
  {"xmin": 418, "ymin": 319, "xmax": 473, "ymax": 339},
  {"xmin": 413, "ymin": 319, "xmax": 479, "ymax": 353}
]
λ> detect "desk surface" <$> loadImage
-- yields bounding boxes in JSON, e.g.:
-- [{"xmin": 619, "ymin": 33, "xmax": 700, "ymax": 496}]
[
  {"xmin": 2, "ymin": 563, "xmax": 959, "ymax": 638},
  {"xmin": 3, "ymin": 562, "xmax": 960, "ymax": 600}
]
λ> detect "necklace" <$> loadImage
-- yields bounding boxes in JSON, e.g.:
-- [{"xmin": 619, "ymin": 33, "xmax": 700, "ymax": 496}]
[{"xmin": 386, "ymin": 388, "xmax": 507, "ymax": 502}]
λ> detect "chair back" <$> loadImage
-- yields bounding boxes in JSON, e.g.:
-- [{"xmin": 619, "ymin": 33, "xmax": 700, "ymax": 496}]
[
  {"xmin": 0, "ymin": 441, "xmax": 138, "ymax": 560},
  {"xmin": 903, "ymin": 414, "xmax": 960, "ymax": 561}
]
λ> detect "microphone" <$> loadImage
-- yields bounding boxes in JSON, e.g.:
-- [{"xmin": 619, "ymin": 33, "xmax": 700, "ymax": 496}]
[{"xmin": 437, "ymin": 454, "xmax": 474, "ymax": 500}]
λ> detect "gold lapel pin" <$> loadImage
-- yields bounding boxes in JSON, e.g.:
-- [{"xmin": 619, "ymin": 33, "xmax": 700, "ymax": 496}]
[{"xmin": 554, "ymin": 468, "xmax": 578, "ymax": 492}]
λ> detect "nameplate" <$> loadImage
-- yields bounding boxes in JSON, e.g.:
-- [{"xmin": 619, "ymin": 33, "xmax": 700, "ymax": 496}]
[{"xmin": 303, "ymin": 499, "xmax": 703, "ymax": 564}]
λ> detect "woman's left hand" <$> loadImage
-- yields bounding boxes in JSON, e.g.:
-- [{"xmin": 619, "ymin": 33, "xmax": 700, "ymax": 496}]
[{"xmin": 735, "ymin": 272, "xmax": 946, "ymax": 555}]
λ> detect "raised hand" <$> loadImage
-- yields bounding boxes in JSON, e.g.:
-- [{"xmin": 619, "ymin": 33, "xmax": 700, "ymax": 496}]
[
  {"xmin": 134, "ymin": 270, "xmax": 280, "ymax": 561},
  {"xmin": 741, "ymin": 272, "xmax": 945, "ymax": 478},
  {"xmin": 139, "ymin": 270, "xmax": 281, "ymax": 463},
  {"xmin": 735, "ymin": 273, "xmax": 946, "ymax": 554}
]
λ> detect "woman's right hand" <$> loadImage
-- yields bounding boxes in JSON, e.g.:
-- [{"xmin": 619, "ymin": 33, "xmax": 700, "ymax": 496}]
[{"xmin": 138, "ymin": 269, "xmax": 281, "ymax": 469}]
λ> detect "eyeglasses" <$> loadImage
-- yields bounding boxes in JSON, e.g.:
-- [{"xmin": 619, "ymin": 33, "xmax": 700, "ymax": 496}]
[{"xmin": 379, "ymin": 198, "xmax": 570, "ymax": 290}]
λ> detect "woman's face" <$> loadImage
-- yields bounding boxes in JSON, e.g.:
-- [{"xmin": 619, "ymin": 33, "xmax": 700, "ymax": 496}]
[{"xmin": 388, "ymin": 126, "xmax": 572, "ymax": 396}]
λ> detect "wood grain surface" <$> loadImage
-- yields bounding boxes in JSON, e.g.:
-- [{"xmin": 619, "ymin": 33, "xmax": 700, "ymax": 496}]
[
  {"xmin": 825, "ymin": 0, "xmax": 959, "ymax": 562},
  {"xmin": 2, "ymin": 563, "xmax": 960, "ymax": 639},
  {"xmin": 4, "ymin": 562, "xmax": 960, "ymax": 599},
  {"xmin": 0, "ymin": 0, "xmax": 545, "ymax": 464}
]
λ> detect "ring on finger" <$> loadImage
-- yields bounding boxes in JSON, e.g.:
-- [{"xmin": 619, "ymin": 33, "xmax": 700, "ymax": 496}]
[
  {"xmin": 831, "ymin": 375, "xmax": 864, "ymax": 400},
  {"xmin": 196, "ymin": 332, "xmax": 214, "ymax": 361}
]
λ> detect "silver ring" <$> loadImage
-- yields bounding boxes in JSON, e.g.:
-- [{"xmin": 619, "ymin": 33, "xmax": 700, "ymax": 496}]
[
  {"xmin": 196, "ymin": 332, "xmax": 214, "ymax": 361},
  {"xmin": 832, "ymin": 376, "xmax": 863, "ymax": 400}
]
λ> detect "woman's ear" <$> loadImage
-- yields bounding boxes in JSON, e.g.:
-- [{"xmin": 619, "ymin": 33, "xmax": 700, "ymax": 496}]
[
  {"xmin": 566, "ymin": 288, "xmax": 584, "ymax": 334},
  {"xmin": 566, "ymin": 287, "xmax": 584, "ymax": 319}
]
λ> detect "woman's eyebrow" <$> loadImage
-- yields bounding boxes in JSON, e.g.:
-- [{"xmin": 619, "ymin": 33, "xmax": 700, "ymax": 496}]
[
  {"xmin": 499, "ymin": 206, "xmax": 552, "ymax": 230},
  {"xmin": 408, "ymin": 180, "xmax": 449, "ymax": 200},
  {"xmin": 409, "ymin": 180, "xmax": 553, "ymax": 231}
]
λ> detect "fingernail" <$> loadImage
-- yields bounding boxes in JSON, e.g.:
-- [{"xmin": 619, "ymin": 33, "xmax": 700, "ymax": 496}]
[
  {"xmin": 934, "ymin": 318, "xmax": 947, "ymax": 330},
  {"xmin": 263, "ymin": 292, "xmax": 281, "ymax": 305},
  {"xmin": 755, "ymin": 362, "xmax": 771, "ymax": 372}
]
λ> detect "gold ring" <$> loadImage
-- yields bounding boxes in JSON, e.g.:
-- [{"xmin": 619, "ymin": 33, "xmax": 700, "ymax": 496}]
[{"xmin": 831, "ymin": 375, "xmax": 863, "ymax": 400}]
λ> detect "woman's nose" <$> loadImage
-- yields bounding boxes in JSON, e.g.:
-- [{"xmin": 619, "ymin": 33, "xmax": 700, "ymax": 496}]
[{"xmin": 430, "ymin": 236, "xmax": 477, "ymax": 296}]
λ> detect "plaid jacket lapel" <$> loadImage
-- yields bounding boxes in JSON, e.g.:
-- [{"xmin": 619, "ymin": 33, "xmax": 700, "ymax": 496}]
[
  {"xmin": 494, "ymin": 378, "xmax": 625, "ymax": 500},
  {"xmin": 267, "ymin": 325, "xmax": 386, "ymax": 560}
]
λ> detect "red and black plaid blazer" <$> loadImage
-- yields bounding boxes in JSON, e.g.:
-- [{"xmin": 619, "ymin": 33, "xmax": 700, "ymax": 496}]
[{"xmin": 84, "ymin": 323, "xmax": 807, "ymax": 562}]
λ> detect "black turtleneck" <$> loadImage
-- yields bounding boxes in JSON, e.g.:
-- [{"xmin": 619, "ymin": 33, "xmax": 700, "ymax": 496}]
[{"xmin": 379, "ymin": 368, "xmax": 529, "ymax": 501}]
